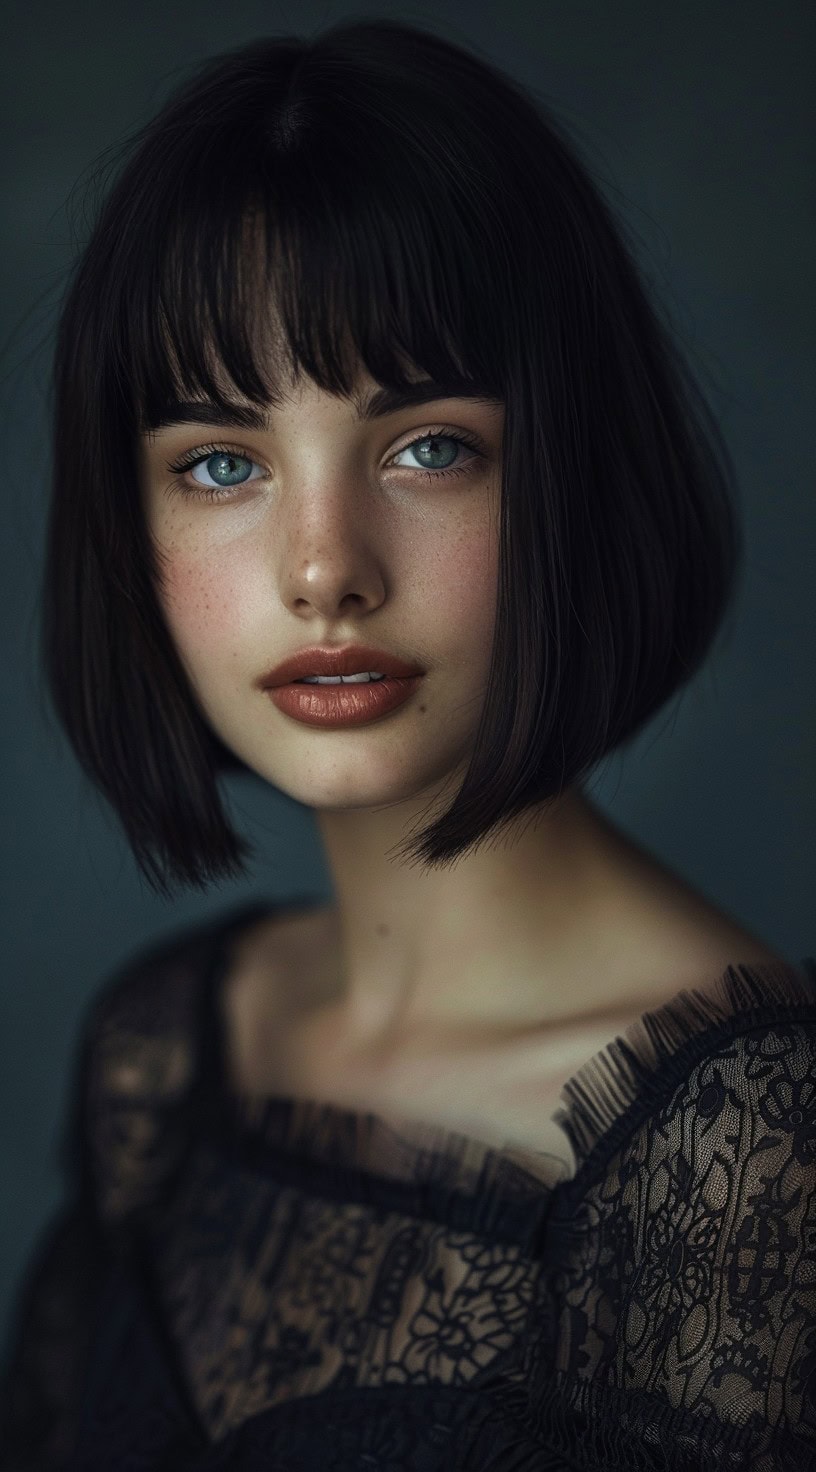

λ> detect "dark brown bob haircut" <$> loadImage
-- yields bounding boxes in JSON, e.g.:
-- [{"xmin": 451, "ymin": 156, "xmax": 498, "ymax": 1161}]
[{"xmin": 39, "ymin": 18, "xmax": 743, "ymax": 900}]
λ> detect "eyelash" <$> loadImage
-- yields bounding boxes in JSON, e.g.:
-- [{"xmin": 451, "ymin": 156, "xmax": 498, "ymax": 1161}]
[{"xmin": 164, "ymin": 426, "xmax": 486, "ymax": 502}]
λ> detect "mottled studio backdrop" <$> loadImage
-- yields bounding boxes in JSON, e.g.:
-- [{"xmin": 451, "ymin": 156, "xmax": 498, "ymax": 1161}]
[{"xmin": 0, "ymin": 0, "xmax": 813, "ymax": 1356}]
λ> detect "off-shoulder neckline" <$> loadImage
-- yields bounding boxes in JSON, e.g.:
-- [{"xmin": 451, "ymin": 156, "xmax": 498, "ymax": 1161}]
[{"xmin": 194, "ymin": 898, "xmax": 816, "ymax": 1247}]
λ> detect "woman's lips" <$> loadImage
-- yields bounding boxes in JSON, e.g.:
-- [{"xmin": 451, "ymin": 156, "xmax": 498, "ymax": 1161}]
[{"xmin": 266, "ymin": 674, "xmax": 424, "ymax": 728}]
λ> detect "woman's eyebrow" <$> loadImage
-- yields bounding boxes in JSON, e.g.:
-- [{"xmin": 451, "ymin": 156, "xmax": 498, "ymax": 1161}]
[{"xmin": 143, "ymin": 377, "xmax": 502, "ymax": 435}]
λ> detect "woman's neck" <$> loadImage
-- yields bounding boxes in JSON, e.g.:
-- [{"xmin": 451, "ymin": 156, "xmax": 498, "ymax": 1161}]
[{"xmin": 311, "ymin": 787, "xmax": 710, "ymax": 1052}]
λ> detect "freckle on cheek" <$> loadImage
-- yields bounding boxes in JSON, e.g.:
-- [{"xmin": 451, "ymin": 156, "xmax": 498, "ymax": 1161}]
[{"xmin": 163, "ymin": 558, "xmax": 232, "ymax": 638}]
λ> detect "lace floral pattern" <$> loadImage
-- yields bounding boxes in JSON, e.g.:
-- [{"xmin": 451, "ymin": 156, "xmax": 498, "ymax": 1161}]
[{"xmin": 1, "ymin": 901, "xmax": 815, "ymax": 1470}]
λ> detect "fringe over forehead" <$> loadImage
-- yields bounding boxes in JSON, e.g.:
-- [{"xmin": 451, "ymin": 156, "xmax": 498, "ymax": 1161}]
[{"xmin": 99, "ymin": 32, "xmax": 558, "ymax": 431}]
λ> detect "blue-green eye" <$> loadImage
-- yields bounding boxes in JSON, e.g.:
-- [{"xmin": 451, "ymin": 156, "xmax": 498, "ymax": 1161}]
[
  {"xmin": 166, "ymin": 427, "xmax": 485, "ymax": 502},
  {"xmin": 165, "ymin": 443, "xmax": 267, "ymax": 500},
  {"xmin": 392, "ymin": 433, "xmax": 466, "ymax": 473},
  {"xmin": 195, "ymin": 451, "xmax": 255, "ymax": 486}
]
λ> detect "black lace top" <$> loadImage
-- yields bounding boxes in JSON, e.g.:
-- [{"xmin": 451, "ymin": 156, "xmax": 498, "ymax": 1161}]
[{"xmin": 2, "ymin": 899, "xmax": 816, "ymax": 1471}]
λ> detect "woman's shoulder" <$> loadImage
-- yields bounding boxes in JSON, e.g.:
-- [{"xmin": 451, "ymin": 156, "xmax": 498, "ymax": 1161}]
[
  {"xmin": 87, "ymin": 901, "xmax": 280, "ymax": 1060},
  {"xmin": 85, "ymin": 913, "xmax": 220, "ymax": 1094},
  {"xmin": 73, "ymin": 903, "xmax": 275, "ymax": 1222}
]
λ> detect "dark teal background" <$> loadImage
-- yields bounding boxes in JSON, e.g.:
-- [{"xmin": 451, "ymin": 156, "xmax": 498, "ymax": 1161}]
[{"xmin": 1, "ymin": 0, "xmax": 813, "ymax": 1358}]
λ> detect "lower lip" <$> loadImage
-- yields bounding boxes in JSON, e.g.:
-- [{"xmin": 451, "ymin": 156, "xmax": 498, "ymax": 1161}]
[{"xmin": 266, "ymin": 675, "xmax": 424, "ymax": 728}]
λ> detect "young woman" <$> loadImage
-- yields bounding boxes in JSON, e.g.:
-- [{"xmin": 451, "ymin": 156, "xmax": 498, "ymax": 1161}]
[{"xmin": 2, "ymin": 18, "xmax": 814, "ymax": 1471}]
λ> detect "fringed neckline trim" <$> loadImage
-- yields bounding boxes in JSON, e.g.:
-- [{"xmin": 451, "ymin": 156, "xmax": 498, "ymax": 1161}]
[
  {"xmin": 198, "ymin": 902, "xmax": 816, "ymax": 1243},
  {"xmin": 551, "ymin": 954, "xmax": 816, "ymax": 1195}
]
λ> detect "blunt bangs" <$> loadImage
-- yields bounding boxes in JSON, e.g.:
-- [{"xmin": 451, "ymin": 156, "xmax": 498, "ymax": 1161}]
[
  {"xmin": 129, "ymin": 90, "xmax": 507, "ymax": 437},
  {"xmin": 39, "ymin": 19, "xmax": 743, "ymax": 898}
]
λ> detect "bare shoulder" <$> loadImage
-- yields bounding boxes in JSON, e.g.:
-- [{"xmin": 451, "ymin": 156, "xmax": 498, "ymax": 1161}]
[
  {"xmin": 598, "ymin": 900, "xmax": 790, "ymax": 1032},
  {"xmin": 581, "ymin": 812, "xmax": 792, "ymax": 1008},
  {"xmin": 644, "ymin": 890, "xmax": 789, "ymax": 988}
]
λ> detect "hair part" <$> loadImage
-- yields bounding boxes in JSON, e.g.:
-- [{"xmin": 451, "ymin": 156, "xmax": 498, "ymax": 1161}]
[{"xmin": 39, "ymin": 18, "xmax": 743, "ymax": 899}]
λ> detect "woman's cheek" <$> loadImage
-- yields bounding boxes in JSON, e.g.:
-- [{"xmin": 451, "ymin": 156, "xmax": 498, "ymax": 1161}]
[
  {"xmin": 439, "ymin": 523, "xmax": 499, "ymax": 652},
  {"xmin": 157, "ymin": 546, "xmax": 254, "ymax": 670}
]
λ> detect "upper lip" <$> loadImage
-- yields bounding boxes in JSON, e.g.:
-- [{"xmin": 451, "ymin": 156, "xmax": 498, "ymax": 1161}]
[{"xmin": 259, "ymin": 644, "xmax": 426, "ymax": 687}]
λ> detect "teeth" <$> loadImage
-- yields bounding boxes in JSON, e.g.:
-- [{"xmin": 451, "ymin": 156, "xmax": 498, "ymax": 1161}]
[{"xmin": 299, "ymin": 672, "xmax": 387, "ymax": 684}]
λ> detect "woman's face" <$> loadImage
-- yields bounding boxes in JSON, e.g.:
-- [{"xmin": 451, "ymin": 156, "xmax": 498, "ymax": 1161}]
[{"xmin": 139, "ymin": 361, "xmax": 505, "ymax": 815}]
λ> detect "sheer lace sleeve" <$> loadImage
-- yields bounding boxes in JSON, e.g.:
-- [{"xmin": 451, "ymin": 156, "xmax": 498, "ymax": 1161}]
[
  {"xmin": 0, "ymin": 921, "xmax": 206, "ymax": 1471},
  {"xmin": 538, "ymin": 967, "xmax": 816, "ymax": 1470},
  {"xmin": 0, "ymin": 994, "xmax": 110, "ymax": 1470}
]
